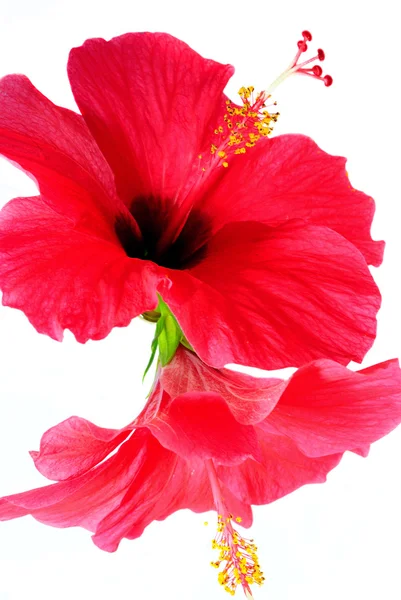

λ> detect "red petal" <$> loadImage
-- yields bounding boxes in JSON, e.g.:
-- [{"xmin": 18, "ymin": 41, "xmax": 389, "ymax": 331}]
[
  {"xmin": 94, "ymin": 446, "xmax": 253, "ymax": 550},
  {"xmin": 0, "ymin": 75, "xmax": 136, "ymax": 240},
  {"xmin": 30, "ymin": 417, "xmax": 132, "ymax": 480},
  {"xmin": 163, "ymin": 221, "xmax": 381, "ymax": 369},
  {"xmin": 218, "ymin": 433, "xmax": 342, "ymax": 505},
  {"xmin": 198, "ymin": 134, "xmax": 384, "ymax": 266},
  {"xmin": 0, "ymin": 196, "xmax": 161, "ymax": 341},
  {"xmin": 148, "ymin": 391, "xmax": 261, "ymax": 466},
  {"xmin": 0, "ymin": 420, "xmax": 252, "ymax": 548},
  {"xmin": 161, "ymin": 346, "xmax": 286, "ymax": 424},
  {"xmin": 93, "ymin": 449, "xmax": 214, "ymax": 551},
  {"xmin": 0, "ymin": 430, "xmax": 151, "ymax": 533},
  {"xmin": 264, "ymin": 359, "xmax": 401, "ymax": 457},
  {"xmin": 68, "ymin": 32, "xmax": 233, "ymax": 206}
]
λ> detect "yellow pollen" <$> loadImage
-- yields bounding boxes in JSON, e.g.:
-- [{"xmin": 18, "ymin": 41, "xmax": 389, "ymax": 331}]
[
  {"xmin": 204, "ymin": 521, "xmax": 209, "ymax": 526},
  {"xmin": 210, "ymin": 514, "xmax": 264, "ymax": 597},
  {"xmin": 200, "ymin": 86, "xmax": 278, "ymax": 171}
]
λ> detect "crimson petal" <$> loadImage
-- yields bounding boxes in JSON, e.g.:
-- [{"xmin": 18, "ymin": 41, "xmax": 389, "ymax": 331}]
[
  {"xmin": 92, "ymin": 441, "xmax": 214, "ymax": 551},
  {"xmin": 161, "ymin": 346, "xmax": 286, "ymax": 425},
  {"xmin": 68, "ymin": 32, "xmax": 233, "ymax": 208},
  {"xmin": 164, "ymin": 220, "xmax": 381, "ymax": 369},
  {"xmin": 0, "ymin": 422, "xmax": 251, "ymax": 550},
  {"xmin": 218, "ymin": 433, "xmax": 342, "ymax": 505},
  {"xmin": 198, "ymin": 134, "xmax": 384, "ymax": 266},
  {"xmin": 0, "ymin": 75, "xmax": 134, "ymax": 238},
  {"xmin": 30, "ymin": 416, "xmax": 132, "ymax": 480},
  {"xmin": 264, "ymin": 359, "xmax": 401, "ymax": 457},
  {"xmin": 147, "ymin": 391, "xmax": 262, "ymax": 465},
  {"xmin": 0, "ymin": 196, "xmax": 161, "ymax": 341},
  {"xmin": 0, "ymin": 431, "xmax": 150, "ymax": 533}
]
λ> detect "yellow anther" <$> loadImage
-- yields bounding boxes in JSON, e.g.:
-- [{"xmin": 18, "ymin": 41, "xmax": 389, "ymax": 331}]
[
  {"xmin": 204, "ymin": 521, "xmax": 208, "ymax": 526},
  {"xmin": 201, "ymin": 84, "xmax": 278, "ymax": 173},
  {"xmin": 211, "ymin": 513, "xmax": 264, "ymax": 598}
]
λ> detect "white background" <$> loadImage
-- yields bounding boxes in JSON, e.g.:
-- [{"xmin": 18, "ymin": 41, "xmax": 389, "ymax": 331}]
[{"xmin": 0, "ymin": 0, "xmax": 400, "ymax": 599}]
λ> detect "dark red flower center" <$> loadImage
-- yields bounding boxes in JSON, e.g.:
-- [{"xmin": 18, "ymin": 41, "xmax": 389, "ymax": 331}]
[{"xmin": 115, "ymin": 199, "xmax": 210, "ymax": 269}]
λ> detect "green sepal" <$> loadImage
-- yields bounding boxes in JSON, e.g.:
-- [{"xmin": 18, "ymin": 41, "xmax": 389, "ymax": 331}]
[
  {"xmin": 157, "ymin": 296, "xmax": 182, "ymax": 366},
  {"xmin": 180, "ymin": 335, "xmax": 194, "ymax": 352},
  {"xmin": 142, "ymin": 314, "xmax": 164, "ymax": 382},
  {"xmin": 142, "ymin": 295, "xmax": 185, "ymax": 381}
]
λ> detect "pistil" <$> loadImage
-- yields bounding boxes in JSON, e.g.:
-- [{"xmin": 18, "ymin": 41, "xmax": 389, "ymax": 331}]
[{"xmin": 261, "ymin": 30, "xmax": 332, "ymax": 100}]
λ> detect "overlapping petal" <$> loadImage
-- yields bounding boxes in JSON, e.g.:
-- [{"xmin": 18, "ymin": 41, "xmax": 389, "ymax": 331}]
[
  {"xmin": 0, "ymin": 431, "xmax": 150, "ymax": 531},
  {"xmin": 218, "ymin": 434, "xmax": 343, "ymax": 506},
  {"xmin": 31, "ymin": 416, "xmax": 132, "ymax": 480},
  {"xmin": 0, "ymin": 196, "xmax": 161, "ymax": 342},
  {"xmin": 263, "ymin": 358, "xmax": 401, "ymax": 457},
  {"xmin": 91, "ymin": 432, "xmax": 213, "ymax": 551},
  {"xmin": 164, "ymin": 220, "xmax": 381, "ymax": 369},
  {"xmin": 0, "ymin": 417, "xmax": 251, "ymax": 551},
  {"xmin": 0, "ymin": 75, "xmax": 135, "ymax": 239},
  {"xmin": 147, "ymin": 391, "xmax": 262, "ymax": 465},
  {"xmin": 197, "ymin": 134, "xmax": 384, "ymax": 266},
  {"xmin": 1, "ymin": 349, "xmax": 400, "ymax": 552},
  {"xmin": 161, "ymin": 346, "xmax": 285, "ymax": 424},
  {"xmin": 68, "ymin": 32, "xmax": 233, "ymax": 208}
]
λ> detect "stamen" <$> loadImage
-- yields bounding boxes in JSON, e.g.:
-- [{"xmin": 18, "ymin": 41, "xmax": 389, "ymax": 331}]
[
  {"xmin": 197, "ymin": 29, "xmax": 331, "ymax": 173},
  {"xmin": 206, "ymin": 461, "xmax": 265, "ymax": 598},
  {"xmin": 204, "ymin": 88, "xmax": 279, "ymax": 168}
]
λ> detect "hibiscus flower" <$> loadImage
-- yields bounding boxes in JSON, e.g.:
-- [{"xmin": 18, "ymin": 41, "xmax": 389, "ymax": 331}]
[
  {"xmin": 1, "ymin": 347, "xmax": 400, "ymax": 598},
  {"xmin": 0, "ymin": 31, "xmax": 383, "ymax": 369}
]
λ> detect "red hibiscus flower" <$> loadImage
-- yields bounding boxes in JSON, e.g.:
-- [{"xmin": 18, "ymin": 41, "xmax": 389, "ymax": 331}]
[
  {"xmin": 0, "ymin": 31, "xmax": 383, "ymax": 369},
  {"xmin": 1, "ymin": 347, "xmax": 400, "ymax": 598}
]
